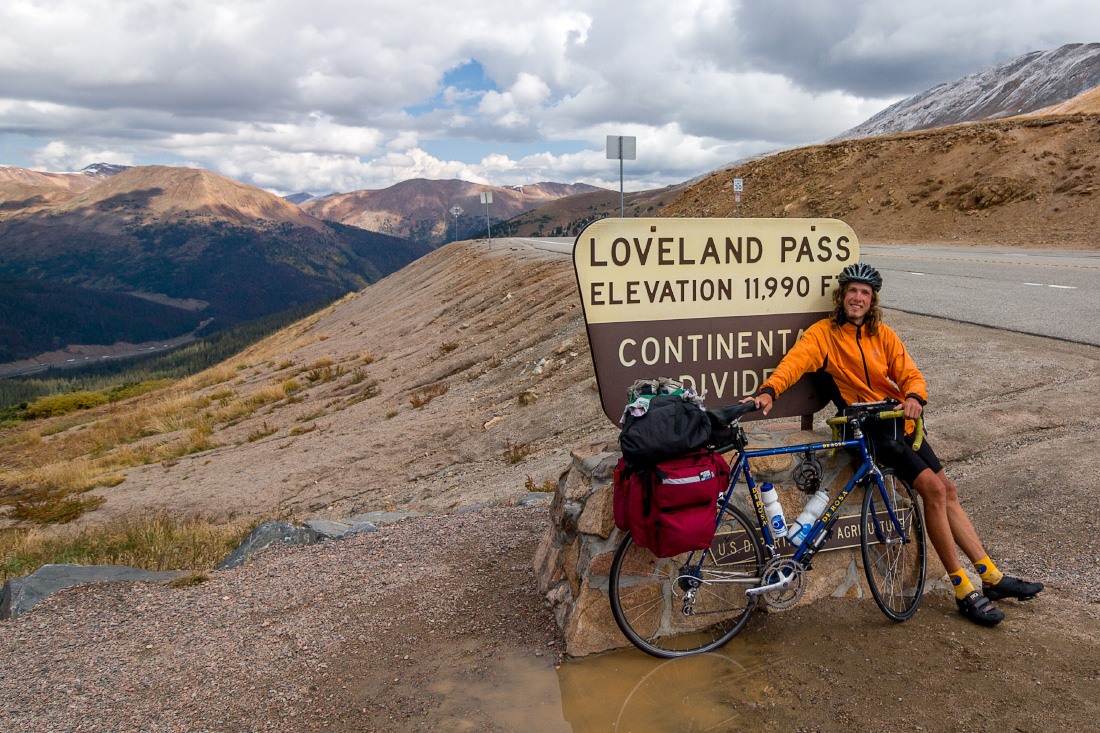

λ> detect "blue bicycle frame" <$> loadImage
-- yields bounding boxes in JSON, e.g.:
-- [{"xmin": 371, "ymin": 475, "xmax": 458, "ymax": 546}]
[{"xmin": 714, "ymin": 431, "xmax": 910, "ymax": 571}]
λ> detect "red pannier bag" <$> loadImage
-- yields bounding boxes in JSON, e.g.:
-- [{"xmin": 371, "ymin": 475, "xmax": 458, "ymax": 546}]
[{"xmin": 613, "ymin": 450, "xmax": 731, "ymax": 558}]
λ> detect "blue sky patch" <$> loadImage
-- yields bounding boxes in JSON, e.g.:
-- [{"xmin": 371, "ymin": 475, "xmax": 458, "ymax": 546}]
[{"xmin": 404, "ymin": 59, "xmax": 499, "ymax": 117}]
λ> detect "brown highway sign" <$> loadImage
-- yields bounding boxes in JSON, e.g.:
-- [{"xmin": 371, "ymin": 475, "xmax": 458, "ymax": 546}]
[{"xmin": 572, "ymin": 218, "xmax": 860, "ymax": 424}]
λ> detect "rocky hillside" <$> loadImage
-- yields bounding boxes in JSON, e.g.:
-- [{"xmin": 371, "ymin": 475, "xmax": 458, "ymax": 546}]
[
  {"xmin": 0, "ymin": 240, "xmax": 611, "ymax": 529},
  {"xmin": 1036, "ymin": 83, "xmax": 1100, "ymax": 115},
  {"xmin": 662, "ymin": 112, "xmax": 1100, "ymax": 249},
  {"xmin": 302, "ymin": 178, "xmax": 604, "ymax": 245},
  {"xmin": 835, "ymin": 43, "xmax": 1100, "ymax": 140}
]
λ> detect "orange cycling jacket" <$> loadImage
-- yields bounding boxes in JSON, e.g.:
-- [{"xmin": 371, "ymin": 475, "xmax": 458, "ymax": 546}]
[{"xmin": 760, "ymin": 319, "xmax": 927, "ymax": 412}]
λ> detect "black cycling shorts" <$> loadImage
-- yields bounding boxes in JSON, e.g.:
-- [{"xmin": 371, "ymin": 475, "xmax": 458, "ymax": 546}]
[{"xmin": 868, "ymin": 427, "xmax": 943, "ymax": 486}]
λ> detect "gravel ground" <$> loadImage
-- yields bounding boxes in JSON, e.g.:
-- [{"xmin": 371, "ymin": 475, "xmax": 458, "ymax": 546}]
[{"xmin": 0, "ymin": 507, "xmax": 562, "ymax": 732}]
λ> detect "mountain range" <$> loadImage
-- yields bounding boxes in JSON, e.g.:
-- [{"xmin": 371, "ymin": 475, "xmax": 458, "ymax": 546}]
[
  {"xmin": 0, "ymin": 166, "xmax": 432, "ymax": 363},
  {"xmin": 3, "ymin": 43, "xmax": 1099, "ymax": 366},
  {"xmin": 302, "ymin": 179, "xmax": 603, "ymax": 245}
]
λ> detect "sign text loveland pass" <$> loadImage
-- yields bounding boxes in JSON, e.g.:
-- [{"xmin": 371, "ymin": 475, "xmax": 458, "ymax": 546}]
[{"xmin": 572, "ymin": 218, "xmax": 860, "ymax": 424}]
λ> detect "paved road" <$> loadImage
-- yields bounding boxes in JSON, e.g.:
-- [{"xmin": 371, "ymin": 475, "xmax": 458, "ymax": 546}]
[
  {"xmin": 861, "ymin": 244, "xmax": 1100, "ymax": 347},
  {"xmin": 507, "ymin": 237, "xmax": 1100, "ymax": 347}
]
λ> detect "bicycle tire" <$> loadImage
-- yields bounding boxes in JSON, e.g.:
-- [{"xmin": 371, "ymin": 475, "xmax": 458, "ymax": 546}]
[
  {"xmin": 609, "ymin": 503, "xmax": 763, "ymax": 658},
  {"xmin": 861, "ymin": 470, "xmax": 926, "ymax": 621}
]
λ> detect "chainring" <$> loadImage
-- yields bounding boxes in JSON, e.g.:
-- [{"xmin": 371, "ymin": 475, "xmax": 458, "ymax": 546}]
[{"xmin": 760, "ymin": 557, "xmax": 806, "ymax": 611}]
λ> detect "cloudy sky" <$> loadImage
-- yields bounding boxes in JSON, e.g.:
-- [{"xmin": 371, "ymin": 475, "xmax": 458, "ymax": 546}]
[{"xmin": 2, "ymin": 1, "xmax": 1099, "ymax": 195}]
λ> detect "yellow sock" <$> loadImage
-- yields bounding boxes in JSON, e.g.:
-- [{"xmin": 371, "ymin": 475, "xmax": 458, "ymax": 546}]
[
  {"xmin": 949, "ymin": 569, "xmax": 975, "ymax": 599},
  {"xmin": 974, "ymin": 556, "xmax": 1003, "ymax": 585}
]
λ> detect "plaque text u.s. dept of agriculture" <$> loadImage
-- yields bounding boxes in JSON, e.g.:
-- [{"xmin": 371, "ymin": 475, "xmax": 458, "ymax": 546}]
[{"xmin": 572, "ymin": 218, "xmax": 861, "ymax": 425}]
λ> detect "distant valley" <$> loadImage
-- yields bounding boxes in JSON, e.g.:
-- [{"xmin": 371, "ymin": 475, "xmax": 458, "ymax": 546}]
[{"xmin": 0, "ymin": 165, "xmax": 431, "ymax": 364}]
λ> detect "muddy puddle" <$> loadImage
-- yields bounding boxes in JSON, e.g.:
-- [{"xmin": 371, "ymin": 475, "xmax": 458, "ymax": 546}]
[{"xmin": 427, "ymin": 634, "xmax": 781, "ymax": 731}]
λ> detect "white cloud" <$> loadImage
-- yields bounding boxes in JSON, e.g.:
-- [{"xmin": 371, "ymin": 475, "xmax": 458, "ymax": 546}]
[{"xmin": 2, "ymin": 1, "xmax": 1099, "ymax": 193}]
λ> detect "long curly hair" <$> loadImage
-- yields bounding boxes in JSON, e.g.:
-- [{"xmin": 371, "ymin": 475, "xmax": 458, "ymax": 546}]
[{"xmin": 830, "ymin": 282, "xmax": 882, "ymax": 335}]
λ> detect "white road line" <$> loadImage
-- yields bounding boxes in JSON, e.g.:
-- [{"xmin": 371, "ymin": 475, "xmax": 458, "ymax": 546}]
[{"xmin": 1023, "ymin": 282, "xmax": 1077, "ymax": 289}]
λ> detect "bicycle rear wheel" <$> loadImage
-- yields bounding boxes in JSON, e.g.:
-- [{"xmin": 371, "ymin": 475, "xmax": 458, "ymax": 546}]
[
  {"xmin": 609, "ymin": 503, "xmax": 762, "ymax": 658},
  {"xmin": 861, "ymin": 470, "xmax": 926, "ymax": 621}
]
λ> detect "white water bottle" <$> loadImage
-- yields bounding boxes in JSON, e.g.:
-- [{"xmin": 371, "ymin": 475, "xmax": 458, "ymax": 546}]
[
  {"xmin": 759, "ymin": 482, "xmax": 787, "ymax": 539},
  {"xmin": 787, "ymin": 489, "xmax": 830, "ymax": 546}
]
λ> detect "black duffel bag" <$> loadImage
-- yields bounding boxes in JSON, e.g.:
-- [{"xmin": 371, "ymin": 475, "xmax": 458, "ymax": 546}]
[{"xmin": 620, "ymin": 394, "xmax": 713, "ymax": 466}]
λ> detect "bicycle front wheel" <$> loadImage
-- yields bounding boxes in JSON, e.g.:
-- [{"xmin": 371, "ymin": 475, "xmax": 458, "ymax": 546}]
[
  {"xmin": 609, "ymin": 503, "xmax": 763, "ymax": 658},
  {"xmin": 861, "ymin": 470, "xmax": 926, "ymax": 621}
]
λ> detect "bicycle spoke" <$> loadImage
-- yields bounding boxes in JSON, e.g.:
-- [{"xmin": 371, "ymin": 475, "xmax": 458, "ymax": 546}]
[
  {"xmin": 861, "ymin": 472, "xmax": 927, "ymax": 621},
  {"xmin": 609, "ymin": 504, "xmax": 763, "ymax": 658}
]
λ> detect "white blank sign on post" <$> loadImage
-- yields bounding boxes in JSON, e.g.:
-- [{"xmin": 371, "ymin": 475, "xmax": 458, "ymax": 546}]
[{"xmin": 606, "ymin": 135, "xmax": 636, "ymax": 160}]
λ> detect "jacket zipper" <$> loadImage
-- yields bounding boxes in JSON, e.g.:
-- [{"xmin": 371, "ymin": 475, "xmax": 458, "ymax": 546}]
[{"xmin": 855, "ymin": 325, "xmax": 872, "ymax": 391}]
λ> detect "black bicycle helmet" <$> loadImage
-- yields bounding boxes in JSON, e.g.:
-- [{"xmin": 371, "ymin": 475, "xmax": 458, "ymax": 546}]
[{"xmin": 837, "ymin": 262, "xmax": 882, "ymax": 291}]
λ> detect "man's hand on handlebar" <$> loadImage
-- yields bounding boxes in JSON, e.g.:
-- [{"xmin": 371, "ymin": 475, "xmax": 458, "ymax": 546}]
[
  {"xmin": 740, "ymin": 393, "xmax": 773, "ymax": 416},
  {"xmin": 902, "ymin": 396, "xmax": 923, "ymax": 420}
]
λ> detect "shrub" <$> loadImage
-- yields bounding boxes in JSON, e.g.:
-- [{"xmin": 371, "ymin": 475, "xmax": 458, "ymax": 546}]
[
  {"xmin": 524, "ymin": 475, "xmax": 556, "ymax": 493},
  {"xmin": 246, "ymin": 422, "xmax": 277, "ymax": 442},
  {"xmin": 21, "ymin": 391, "xmax": 108, "ymax": 419},
  {"xmin": 503, "ymin": 441, "xmax": 531, "ymax": 464},
  {"xmin": 409, "ymin": 383, "xmax": 448, "ymax": 408}
]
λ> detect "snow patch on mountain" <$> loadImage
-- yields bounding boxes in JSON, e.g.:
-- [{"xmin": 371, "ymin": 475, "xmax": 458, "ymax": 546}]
[
  {"xmin": 834, "ymin": 43, "xmax": 1100, "ymax": 141},
  {"xmin": 81, "ymin": 163, "xmax": 132, "ymax": 178}
]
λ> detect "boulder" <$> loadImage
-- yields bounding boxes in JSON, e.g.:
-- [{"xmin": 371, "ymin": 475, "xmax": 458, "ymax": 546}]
[
  {"xmin": 217, "ymin": 521, "xmax": 320, "ymax": 570},
  {"xmin": 304, "ymin": 519, "xmax": 352, "ymax": 539},
  {"xmin": 339, "ymin": 522, "xmax": 379, "ymax": 538},
  {"xmin": 0, "ymin": 564, "xmax": 184, "ymax": 619}
]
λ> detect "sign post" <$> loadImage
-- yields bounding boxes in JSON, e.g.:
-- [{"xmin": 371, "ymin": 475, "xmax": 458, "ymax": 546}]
[
  {"xmin": 733, "ymin": 178, "xmax": 743, "ymax": 217},
  {"xmin": 572, "ymin": 218, "xmax": 860, "ymax": 425},
  {"xmin": 606, "ymin": 135, "xmax": 637, "ymax": 217},
  {"xmin": 449, "ymin": 204, "xmax": 464, "ymax": 242},
  {"xmin": 480, "ymin": 191, "xmax": 493, "ymax": 245}
]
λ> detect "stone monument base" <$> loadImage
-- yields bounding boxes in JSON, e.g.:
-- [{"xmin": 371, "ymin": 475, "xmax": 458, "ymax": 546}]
[{"xmin": 533, "ymin": 421, "xmax": 948, "ymax": 658}]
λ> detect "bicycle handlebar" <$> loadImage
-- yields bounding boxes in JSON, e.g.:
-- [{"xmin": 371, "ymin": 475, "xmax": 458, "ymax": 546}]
[
  {"xmin": 706, "ymin": 401, "xmax": 758, "ymax": 425},
  {"xmin": 705, "ymin": 401, "xmax": 923, "ymax": 451},
  {"xmin": 826, "ymin": 409, "xmax": 924, "ymax": 451}
]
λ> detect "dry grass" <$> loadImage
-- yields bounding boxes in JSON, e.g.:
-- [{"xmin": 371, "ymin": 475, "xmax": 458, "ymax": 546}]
[
  {"xmin": 0, "ymin": 363, "xmax": 297, "ymax": 525},
  {"xmin": 524, "ymin": 475, "xmax": 557, "ymax": 493},
  {"xmin": 409, "ymin": 383, "xmax": 449, "ymax": 408},
  {"xmin": 503, "ymin": 441, "xmax": 532, "ymax": 464},
  {"xmin": 0, "ymin": 512, "xmax": 260, "ymax": 583}
]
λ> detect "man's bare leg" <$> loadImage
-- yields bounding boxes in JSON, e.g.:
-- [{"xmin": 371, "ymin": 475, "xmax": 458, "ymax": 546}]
[
  {"xmin": 910, "ymin": 467, "xmax": 1006, "ymax": 625},
  {"xmin": 910, "ymin": 468, "xmax": 965, "ymax": 574},
  {"xmin": 931, "ymin": 470, "xmax": 989, "ymax": 562}
]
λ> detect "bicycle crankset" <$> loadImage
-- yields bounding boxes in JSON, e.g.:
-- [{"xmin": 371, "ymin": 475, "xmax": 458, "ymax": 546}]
[{"xmin": 758, "ymin": 557, "xmax": 806, "ymax": 611}]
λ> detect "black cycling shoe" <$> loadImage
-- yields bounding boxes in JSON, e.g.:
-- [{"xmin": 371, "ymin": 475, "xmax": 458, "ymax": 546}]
[
  {"xmin": 983, "ymin": 576, "xmax": 1044, "ymax": 601},
  {"xmin": 956, "ymin": 591, "xmax": 1004, "ymax": 626}
]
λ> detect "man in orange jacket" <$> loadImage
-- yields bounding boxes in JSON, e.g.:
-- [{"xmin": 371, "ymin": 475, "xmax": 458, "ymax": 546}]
[{"xmin": 745, "ymin": 263, "xmax": 1042, "ymax": 626}]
